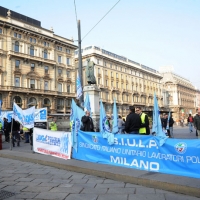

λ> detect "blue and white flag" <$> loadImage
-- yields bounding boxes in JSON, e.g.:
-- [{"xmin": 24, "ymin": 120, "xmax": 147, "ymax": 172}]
[
  {"xmin": 84, "ymin": 93, "xmax": 91, "ymax": 113},
  {"xmin": 13, "ymin": 102, "xmax": 35, "ymax": 128},
  {"xmin": 166, "ymin": 112, "xmax": 170, "ymax": 130},
  {"xmin": 70, "ymin": 99, "xmax": 76, "ymax": 121},
  {"xmin": 71, "ymin": 100, "xmax": 84, "ymax": 152},
  {"xmin": 0, "ymin": 100, "xmax": 2, "ymax": 115},
  {"xmin": 76, "ymin": 72, "xmax": 83, "ymax": 99},
  {"xmin": 112, "ymin": 99, "xmax": 118, "ymax": 134},
  {"xmin": 152, "ymin": 93, "xmax": 168, "ymax": 146},
  {"xmin": 99, "ymin": 100, "xmax": 114, "ymax": 145}
]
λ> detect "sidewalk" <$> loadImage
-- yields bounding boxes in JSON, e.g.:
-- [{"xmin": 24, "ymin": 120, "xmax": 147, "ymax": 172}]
[{"xmin": 0, "ymin": 138, "xmax": 200, "ymax": 198}]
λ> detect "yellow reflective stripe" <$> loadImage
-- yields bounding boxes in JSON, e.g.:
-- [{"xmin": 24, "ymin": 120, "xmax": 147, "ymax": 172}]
[{"xmin": 139, "ymin": 113, "xmax": 146, "ymax": 134}]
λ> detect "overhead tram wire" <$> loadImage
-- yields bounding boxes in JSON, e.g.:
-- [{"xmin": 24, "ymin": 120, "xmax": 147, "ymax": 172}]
[
  {"xmin": 74, "ymin": 0, "xmax": 78, "ymax": 31},
  {"xmin": 81, "ymin": 0, "xmax": 121, "ymax": 41}
]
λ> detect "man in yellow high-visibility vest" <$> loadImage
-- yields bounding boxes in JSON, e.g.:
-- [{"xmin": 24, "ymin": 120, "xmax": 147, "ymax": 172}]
[
  {"xmin": 135, "ymin": 107, "xmax": 150, "ymax": 135},
  {"xmin": 50, "ymin": 118, "xmax": 57, "ymax": 131}
]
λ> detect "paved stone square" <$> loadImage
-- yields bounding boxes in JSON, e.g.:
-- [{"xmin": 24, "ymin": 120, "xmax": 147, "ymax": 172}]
[{"xmin": 0, "ymin": 157, "xmax": 199, "ymax": 200}]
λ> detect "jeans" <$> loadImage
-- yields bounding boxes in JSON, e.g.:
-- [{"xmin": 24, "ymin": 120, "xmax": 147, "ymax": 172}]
[
  {"xmin": 169, "ymin": 127, "xmax": 173, "ymax": 138},
  {"xmin": 25, "ymin": 132, "xmax": 30, "ymax": 143},
  {"xmin": 197, "ymin": 130, "xmax": 200, "ymax": 139},
  {"xmin": 129, "ymin": 132, "xmax": 139, "ymax": 134},
  {"xmin": 188, "ymin": 122, "xmax": 193, "ymax": 133}
]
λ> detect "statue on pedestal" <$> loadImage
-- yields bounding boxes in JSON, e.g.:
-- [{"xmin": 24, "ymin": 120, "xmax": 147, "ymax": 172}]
[{"xmin": 85, "ymin": 58, "xmax": 96, "ymax": 85}]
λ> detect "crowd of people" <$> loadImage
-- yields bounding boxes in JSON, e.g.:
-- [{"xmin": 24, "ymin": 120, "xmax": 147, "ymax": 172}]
[{"xmin": 0, "ymin": 117, "xmax": 33, "ymax": 147}]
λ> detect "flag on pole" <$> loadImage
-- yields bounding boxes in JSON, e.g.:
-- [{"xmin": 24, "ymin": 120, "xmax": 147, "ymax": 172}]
[
  {"xmin": 166, "ymin": 111, "xmax": 170, "ymax": 130},
  {"xmin": 152, "ymin": 93, "xmax": 168, "ymax": 146},
  {"xmin": 112, "ymin": 99, "xmax": 118, "ymax": 134},
  {"xmin": 0, "ymin": 100, "xmax": 2, "ymax": 115},
  {"xmin": 13, "ymin": 102, "xmax": 35, "ymax": 128},
  {"xmin": 76, "ymin": 72, "xmax": 82, "ymax": 99},
  {"xmin": 84, "ymin": 93, "xmax": 91, "ymax": 113},
  {"xmin": 70, "ymin": 99, "xmax": 84, "ymax": 152},
  {"xmin": 99, "ymin": 100, "xmax": 114, "ymax": 145}
]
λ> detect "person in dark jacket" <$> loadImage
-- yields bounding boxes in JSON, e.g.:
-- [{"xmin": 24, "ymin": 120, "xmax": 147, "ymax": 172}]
[
  {"xmin": 194, "ymin": 109, "xmax": 200, "ymax": 139},
  {"xmin": 3, "ymin": 118, "xmax": 10, "ymax": 142},
  {"xmin": 135, "ymin": 107, "xmax": 150, "ymax": 135},
  {"xmin": 81, "ymin": 111, "xmax": 94, "ymax": 132},
  {"xmin": 10, "ymin": 118, "xmax": 21, "ymax": 147},
  {"xmin": 125, "ymin": 106, "xmax": 141, "ymax": 134}
]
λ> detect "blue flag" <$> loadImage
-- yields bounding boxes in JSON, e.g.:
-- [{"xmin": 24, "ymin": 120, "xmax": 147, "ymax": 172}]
[
  {"xmin": 76, "ymin": 72, "xmax": 82, "ymax": 99},
  {"xmin": 112, "ymin": 99, "xmax": 118, "ymax": 134},
  {"xmin": 99, "ymin": 100, "xmax": 114, "ymax": 145},
  {"xmin": 166, "ymin": 112, "xmax": 170, "ymax": 130},
  {"xmin": 152, "ymin": 93, "xmax": 168, "ymax": 146},
  {"xmin": 71, "ymin": 100, "xmax": 84, "ymax": 152},
  {"xmin": 0, "ymin": 100, "xmax": 1, "ymax": 115},
  {"xmin": 84, "ymin": 93, "xmax": 91, "ymax": 113},
  {"xmin": 70, "ymin": 99, "xmax": 76, "ymax": 121}
]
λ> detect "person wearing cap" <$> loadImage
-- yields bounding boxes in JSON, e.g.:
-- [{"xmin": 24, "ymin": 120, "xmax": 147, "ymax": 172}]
[
  {"xmin": 125, "ymin": 106, "xmax": 141, "ymax": 134},
  {"xmin": 135, "ymin": 107, "xmax": 150, "ymax": 135}
]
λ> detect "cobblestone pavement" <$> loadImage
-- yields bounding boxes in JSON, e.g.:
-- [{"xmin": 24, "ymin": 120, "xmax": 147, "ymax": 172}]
[{"xmin": 0, "ymin": 157, "xmax": 199, "ymax": 200}]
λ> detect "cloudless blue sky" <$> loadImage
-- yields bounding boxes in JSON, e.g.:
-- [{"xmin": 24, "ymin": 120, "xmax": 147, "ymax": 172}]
[{"xmin": 1, "ymin": 0, "xmax": 200, "ymax": 88}]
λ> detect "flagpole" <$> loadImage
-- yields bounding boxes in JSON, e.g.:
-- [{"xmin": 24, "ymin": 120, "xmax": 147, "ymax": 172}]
[
  {"xmin": 10, "ymin": 100, "xmax": 15, "ymax": 151},
  {"xmin": 77, "ymin": 20, "xmax": 84, "ymax": 108}
]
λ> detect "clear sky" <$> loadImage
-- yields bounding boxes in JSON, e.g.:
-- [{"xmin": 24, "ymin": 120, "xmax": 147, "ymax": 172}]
[{"xmin": 1, "ymin": 0, "xmax": 200, "ymax": 88}]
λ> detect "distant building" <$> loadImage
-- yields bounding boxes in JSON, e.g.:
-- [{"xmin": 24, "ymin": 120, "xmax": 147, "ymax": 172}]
[
  {"xmin": 75, "ymin": 46, "xmax": 165, "ymax": 117},
  {"xmin": 161, "ymin": 72, "xmax": 196, "ymax": 120},
  {"xmin": 0, "ymin": 6, "xmax": 77, "ymax": 113}
]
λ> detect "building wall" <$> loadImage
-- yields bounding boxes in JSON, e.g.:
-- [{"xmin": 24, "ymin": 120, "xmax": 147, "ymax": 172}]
[
  {"xmin": 75, "ymin": 46, "xmax": 164, "ymax": 117},
  {"xmin": 0, "ymin": 12, "xmax": 77, "ymax": 113}
]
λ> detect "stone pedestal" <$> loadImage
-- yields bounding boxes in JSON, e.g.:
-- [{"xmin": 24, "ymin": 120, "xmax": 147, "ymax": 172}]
[{"xmin": 83, "ymin": 84, "xmax": 100, "ymax": 131}]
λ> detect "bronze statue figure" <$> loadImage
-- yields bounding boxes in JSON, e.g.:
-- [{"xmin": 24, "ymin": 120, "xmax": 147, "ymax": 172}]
[{"xmin": 85, "ymin": 58, "xmax": 96, "ymax": 85}]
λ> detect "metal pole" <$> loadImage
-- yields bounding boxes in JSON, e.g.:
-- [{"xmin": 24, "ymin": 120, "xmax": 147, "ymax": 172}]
[{"xmin": 78, "ymin": 20, "xmax": 84, "ymax": 107}]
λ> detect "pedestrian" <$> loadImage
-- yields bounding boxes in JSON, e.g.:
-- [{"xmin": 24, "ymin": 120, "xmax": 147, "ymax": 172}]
[
  {"xmin": 168, "ymin": 115, "xmax": 174, "ymax": 138},
  {"xmin": 135, "ymin": 107, "xmax": 150, "ymax": 135},
  {"xmin": 3, "ymin": 118, "xmax": 10, "ymax": 142},
  {"xmin": 50, "ymin": 118, "xmax": 57, "ymax": 131},
  {"xmin": 23, "ymin": 126, "xmax": 30, "ymax": 143},
  {"xmin": 194, "ymin": 109, "xmax": 198, "ymax": 137},
  {"xmin": 187, "ymin": 114, "xmax": 194, "ymax": 133},
  {"xmin": 118, "ymin": 115, "xmax": 125, "ymax": 134},
  {"xmin": 161, "ymin": 114, "xmax": 171, "ymax": 137},
  {"xmin": 0, "ymin": 120, "xmax": 2, "ymax": 131},
  {"xmin": 81, "ymin": 111, "xmax": 94, "ymax": 132},
  {"xmin": 10, "ymin": 118, "xmax": 20, "ymax": 147},
  {"xmin": 125, "ymin": 106, "xmax": 141, "ymax": 134},
  {"xmin": 194, "ymin": 109, "xmax": 200, "ymax": 139}
]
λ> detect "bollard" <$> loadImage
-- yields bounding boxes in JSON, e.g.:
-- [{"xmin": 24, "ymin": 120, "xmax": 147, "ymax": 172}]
[{"xmin": 0, "ymin": 132, "xmax": 2, "ymax": 150}]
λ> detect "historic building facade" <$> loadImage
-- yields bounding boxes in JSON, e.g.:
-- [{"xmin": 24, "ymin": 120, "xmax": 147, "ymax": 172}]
[
  {"xmin": 75, "ymin": 46, "xmax": 164, "ymax": 117},
  {"xmin": 0, "ymin": 7, "xmax": 77, "ymax": 113},
  {"xmin": 161, "ymin": 72, "xmax": 197, "ymax": 120}
]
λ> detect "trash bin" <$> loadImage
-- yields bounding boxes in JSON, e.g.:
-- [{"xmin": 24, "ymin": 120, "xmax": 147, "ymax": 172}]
[{"xmin": 0, "ymin": 132, "xmax": 2, "ymax": 150}]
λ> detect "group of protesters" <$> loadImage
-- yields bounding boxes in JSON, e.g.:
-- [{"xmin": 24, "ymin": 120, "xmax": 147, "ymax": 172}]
[
  {"xmin": 0, "ymin": 117, "xmax": 33, "ymax": 147},
  {"xmin": 80, "ymin": 106, "xmax": 150, "ymax": 135}
]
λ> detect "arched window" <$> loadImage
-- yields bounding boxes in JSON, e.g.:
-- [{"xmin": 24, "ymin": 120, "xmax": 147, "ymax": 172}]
[
  {"xmin": 30, "ymin": 45, "xmax": 34, "ymax": 56},
  {"xmin": 43, "ymin": 98, "xmax": 50, "ymax": 107},
  {"xmin": 28, "ymin": 97, "xmax": 37, "ymax": 108},
  {"xmin": 14, "ymin": 96, "xmax": 22, "ymax": 107},
  {"xmin": 44, "ymin": 49, "xmax": 47, "ymax": 59},
  {"xmin": 14, "ymin": 41, "xmax": 19, "ymax": 52}
]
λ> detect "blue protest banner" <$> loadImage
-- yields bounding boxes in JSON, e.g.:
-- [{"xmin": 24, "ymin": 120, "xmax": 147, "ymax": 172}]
[{"xmin": 73, "ymin": 130, "xmax": 200, "ymax": 179}]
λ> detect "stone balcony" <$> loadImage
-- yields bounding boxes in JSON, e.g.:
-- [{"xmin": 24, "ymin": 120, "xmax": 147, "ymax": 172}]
[
  {"xmin": 0, "ymin": 85, "xmax": 75, "ymax": 97},
  {"xmin": 8, "ymin": 50, "xmax": 56, "ymax": 65}
]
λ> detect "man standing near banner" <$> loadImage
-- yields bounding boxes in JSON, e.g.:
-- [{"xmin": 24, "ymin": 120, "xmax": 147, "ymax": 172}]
[
  {"xmin": 194, "ymin": 109, "xmax": 200, "ymax": 139},
  {"xmin": 3, "ymin": 118, "xmax": 10, "ymax": 142},
  {"xmin": 81, "ymin": 111, "xmax": 94, "ymax": 132},
  {"xmin": 50, "ymin": 118, "xmax": 57, "ymax": 131},
  {"xmin": 135, "ymin": 107, "xmax": 150, "ymax": 135},
  {"xmin": 125, "ymin": 106, "xmax": 141, "ymax": 134},
  {"xmin": 10, "ymin": 118, "xmax": 20, "ymax": 147}
]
